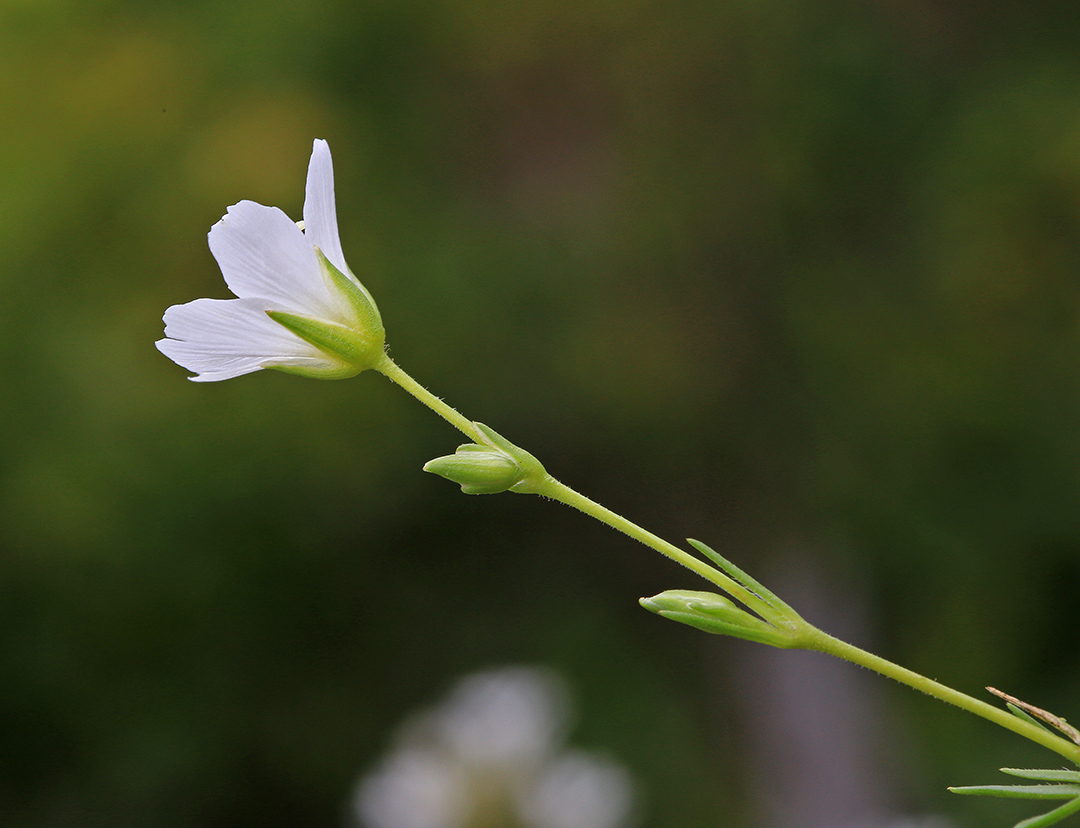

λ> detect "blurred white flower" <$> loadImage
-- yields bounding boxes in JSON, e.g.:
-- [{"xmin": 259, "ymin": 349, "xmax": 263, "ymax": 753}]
[
  {"xmin": 352, "ymin": 667, "xmax": 636, "ymax": 828},
  {"xmin": 520, "ymin": 750, "xmax": 635, "ymax": 828},
  {"xmin": 156, "ymin": 139, "xmax": 384, "ymax": 382},
  {"xmin": 355, "ymin": 747, "xmax": 470, "ymax": 828},
  {"xmin": 437, "ymin": 667, "xmax": 568, "ymax": 773}
]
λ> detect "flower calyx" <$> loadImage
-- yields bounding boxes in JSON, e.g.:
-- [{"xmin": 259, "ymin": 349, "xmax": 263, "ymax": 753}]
[{"xmin": 266, "ymin": 249, "xmax": 386, "ymax": 378}]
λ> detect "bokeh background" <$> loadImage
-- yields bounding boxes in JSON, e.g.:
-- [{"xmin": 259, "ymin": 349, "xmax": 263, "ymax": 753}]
[{"xmin": 3, "ymin": 0, "xmax": 1080, "ymax": 826}]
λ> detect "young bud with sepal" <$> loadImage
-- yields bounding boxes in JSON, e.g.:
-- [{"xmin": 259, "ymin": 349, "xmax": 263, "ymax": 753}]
[{"xmin": 423, "ymin": 423, "xmax": 550, "ymax": 495}]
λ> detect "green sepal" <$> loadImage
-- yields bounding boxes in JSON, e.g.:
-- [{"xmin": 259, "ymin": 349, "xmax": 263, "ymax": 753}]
[
  {"xmin": 266, "ymin": 360, "xmax": 365, "ymax": 380},
  {"xmin": 471, "ymin": 423, "xmax": 548, "ymax": 493},
  {"xmin": 639, "ymin": 589, "xmax": 795, "ymax": 648},
  {"xmin": 315, "ymin": 248, "xmax": 384, "ymax": 341},
  {"xmin": 267, "ymin": 311, "xmax": 383, "ymax": 374}
]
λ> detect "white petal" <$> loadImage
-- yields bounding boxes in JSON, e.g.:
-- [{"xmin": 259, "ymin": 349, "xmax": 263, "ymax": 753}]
[
  {"xmin": 302, "ymin": 139, "xmax": 349, "ymax": 276},
  {"xmin": 208, "ymin": 200, "xmax": 341, "ymax": 320},
  {"xmin": 156, "ymin": 297, "xmax": 338, "ymax": 381}
]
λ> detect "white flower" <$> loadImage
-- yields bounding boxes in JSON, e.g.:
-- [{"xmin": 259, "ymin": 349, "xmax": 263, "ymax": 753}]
[
  {"xmin": 352, "ymin": 667, "xmax": 636, "ymax": 828},
  {"xmin": 156, "ymin": 139, "xmax": 384, "ymax": 382}
]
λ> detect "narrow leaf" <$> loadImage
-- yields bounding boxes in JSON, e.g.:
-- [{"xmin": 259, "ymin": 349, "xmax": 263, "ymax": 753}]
[
  {"xmin": 948, "ymin": 784, "xmax": 1080, "ymax": 800},
  {"xmin": 989, "ymin": 688, "xmax": 1080, "ymax": 746},
  {"xmin": 1002, "ymin": 769, "xmax": 1080, "ymax": 784},
  {"xmin": 1013, "ymin": 795, "xmax": 1080, "ymax": 828},
  {"xmin": 686, "ymin": 539, "xmax": 794, "ymax": 613},
  {"xmin": 1006, "ymin": 702, "xmax": 1056, "ymax": 734}
]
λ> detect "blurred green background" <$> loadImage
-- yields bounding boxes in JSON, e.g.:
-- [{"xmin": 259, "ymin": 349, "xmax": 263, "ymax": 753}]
[{"xmin": 3, "ymin": 0, "xmax": 1080, "ymax": 826}]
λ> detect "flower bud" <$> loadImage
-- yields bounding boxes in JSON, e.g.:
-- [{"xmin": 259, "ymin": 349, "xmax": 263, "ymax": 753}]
[
  {"xmin": 424, "ymin": 444, "xmax": 524, "ymax": 494},
  {"xmin": 424, "ymin": 423, "xmax": 550, "ymax": 495},
  {"xmin": 639, "ymin": 589, "xmax": 796, "ymax": 647}
]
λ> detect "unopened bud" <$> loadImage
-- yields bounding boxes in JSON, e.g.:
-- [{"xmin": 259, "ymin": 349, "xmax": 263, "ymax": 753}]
[
  {"xmin": 423, "ymin": 444, "xmax": 523, "ymax": 494},
  {"xmin": 424, "ymin": 423, "xmax": 550, "ymax": 495},
  {"xmin": 640, "ymin": 589, "xmax": 796, "ymax": 647}
]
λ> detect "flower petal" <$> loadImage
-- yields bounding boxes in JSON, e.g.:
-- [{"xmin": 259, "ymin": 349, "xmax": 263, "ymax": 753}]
[
  {"xmin": 208, "ymin": 200, "xmax": 340, "ymax": 320},
  {"xmin": 156, "ymin": 297, "xmax": 340, "ymax": 381},
  {"xmin": 302, "ymin": 139, "xmax": 349, "ymax": 277}
]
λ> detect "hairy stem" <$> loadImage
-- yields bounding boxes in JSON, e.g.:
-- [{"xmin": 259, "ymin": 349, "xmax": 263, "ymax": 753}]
[
  {"xmin": 375, "ymin": 355, "xmax": 484, "ymax": 443},
  {"xmin": 535, "ymin": 477, "xmax": 790, "ymax": 628},
  {"xmin": 803, "ymin": 630, "xmax": 1080, "ymax": 765}
]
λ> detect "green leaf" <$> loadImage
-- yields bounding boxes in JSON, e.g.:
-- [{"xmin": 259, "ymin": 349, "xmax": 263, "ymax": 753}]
[
  {"xmin": 950, "ymin": 768, "xmax": 1080, "ymax": 827},
  {"xmin": 1007, "ymin": 702, "xmax": 1057, "ymax": 734},
  {"xmin": 1013, "ymin": 795, "xmax": 1080, "ymax": 828},
  {"xmin": 685, "ymin": 539, "xmax": 794, "ymax": 613},
  {"xmin": 1002, "ymin": 769, "xmax": 1080, "ymax": 784},
  {"xmin": 948, "ymin": 784, "xmax": 1080, "ymax": 800}
]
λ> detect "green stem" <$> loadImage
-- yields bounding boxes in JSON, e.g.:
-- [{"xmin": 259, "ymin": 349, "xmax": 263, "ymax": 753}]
[
  {"xmin": 803, "ymin": 629, "xmax": 1080, "ymax": 765},
  {"xmin": 375, "ymin": 355, "xmax": 484, "ymax": 443},
  {"xmin": 374, "ymin": 355, "xmax": 1080, "ymax": 765},
  {"xmin": 536, "ymin": 477, "xmax": 785, "ymax": 625}
]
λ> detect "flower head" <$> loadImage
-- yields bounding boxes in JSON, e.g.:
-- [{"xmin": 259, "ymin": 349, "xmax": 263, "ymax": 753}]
[{"xmin": 156, "ymin": 139, "xmax": 384, "ymax": 382}]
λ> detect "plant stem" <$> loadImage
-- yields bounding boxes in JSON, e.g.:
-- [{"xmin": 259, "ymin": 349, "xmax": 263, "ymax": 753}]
[
  {"xmin": 803, "ymin": 629, "xmax": 1080, "ymax": 765},
  {"xmin": 375, "ymin": 355, "xmax": 484, "ymax": 442},
  {"xmin": 374, "ymin": 355, "xmax": 1080, "ymax": 765},
  {"xmin": 536, "ymin": 477, "xmax": 784, "ymax": 624}
]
